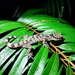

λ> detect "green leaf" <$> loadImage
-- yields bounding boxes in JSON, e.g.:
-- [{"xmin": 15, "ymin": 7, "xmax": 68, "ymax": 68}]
[
  {"xmin": 0, "ymin": 9, "xmax": 75, "ymax": 75},
  {"xmin": 56, "ymin": 65, "xmax": 64, "ymax": 75},
  {"xmin": 68, "ymin": 54, "xmax": 75, "ymax": 61},
  {"xmin": 51, "ymin": 0, "xmax": 55, "ymax": 16},
  {"xmin": 0, "ymin": 28, "xmax": 27, "ymax": 49},
  {"xmin": 55, "ymin": 0, "xmax": 61, "ymax": 18},
  {"xmin": 0, "ymin": 50, "xmax": 21, "ymax": 75},
  {"xmin": 60, "ymin": 0, "xmax": 64, "ymax": 18},
  {"xmin": 0, "ymin": 22, "xmax": 34, "ymax": 67},
  {"xmin": 18, "ymin": 14, "xmax": 70, "ymax": 24},
  {"xmin": 19, "ymin": 9, "xmax": 44, "ymax": 17},
  {"xmin": 8, "ymin": 49, "xmax": 28, "ymax": 75},
  {"xmin": 44, "ymin": 0, "xmax": 51, "ymax": 14},
  {"xmin": 27, "ymin": 46, "xmax": 49, "ymax": 75},
  {"xmin": 58, "ymin": 43, "xmax": 75, "ymax": 53},
  {"xmin": 66, "ymin": 0, "xmax": 71, "ymax": 18},
  {"xmin": 0, "ymin": 21, "xmax": 23, "ymax": 34},
  {"xmin": 42, "ymin": 52, "xmax": 59, "ymax": 75},
  {"xmin": 66, "ymin": 65, "xmax": 74, "ymax": 75}
]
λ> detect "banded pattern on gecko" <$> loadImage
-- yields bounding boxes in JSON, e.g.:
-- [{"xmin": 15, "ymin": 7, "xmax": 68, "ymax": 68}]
[{"xmin": 5, "ymin": 33, "xmax": 64, "ymax": 57}]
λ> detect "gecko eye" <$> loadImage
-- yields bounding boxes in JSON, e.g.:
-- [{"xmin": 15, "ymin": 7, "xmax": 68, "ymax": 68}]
[
  {"xmin": 52, "ymin": 33, "xmax": 65, "ymax": 40},
  {"xmin": 53, "ymin": 33, "xmax": 61, "ymax": 38}
]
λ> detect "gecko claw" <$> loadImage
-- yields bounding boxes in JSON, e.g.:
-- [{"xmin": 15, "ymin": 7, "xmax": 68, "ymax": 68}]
[{"xmin": 25, "ymin": 52, "xmax": 34, "ymax": 59}]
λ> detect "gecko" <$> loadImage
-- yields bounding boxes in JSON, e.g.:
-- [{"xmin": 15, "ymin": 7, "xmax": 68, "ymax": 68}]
[{"xmin": 5, "ymin": 33, "xmax": 64, "ymax": 58}]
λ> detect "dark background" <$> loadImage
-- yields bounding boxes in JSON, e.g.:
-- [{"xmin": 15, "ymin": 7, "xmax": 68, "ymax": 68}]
[
  {"xmin": 0, "ymin": 0, "xmax": 75, "ymax": 26},
  {"xmin": 0, "ymin": 0, "xmax": 45, "ymax": 20}
]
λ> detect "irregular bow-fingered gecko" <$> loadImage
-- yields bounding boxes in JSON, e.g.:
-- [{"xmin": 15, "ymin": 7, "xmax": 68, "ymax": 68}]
[{"xmin": 5, "ymin": 33, "xmax": 64, "ymax": 58}]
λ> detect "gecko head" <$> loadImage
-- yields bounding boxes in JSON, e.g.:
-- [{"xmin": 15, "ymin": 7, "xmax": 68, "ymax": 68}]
[{"xmin": 51, "ymin": 33, "xmax": 65, "ymax": 41}]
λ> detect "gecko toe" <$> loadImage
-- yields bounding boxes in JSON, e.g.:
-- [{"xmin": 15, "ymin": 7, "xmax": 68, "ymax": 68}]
[{"xmin": 25, "ymin": 52, "xmax": 33, "ymax": 59}]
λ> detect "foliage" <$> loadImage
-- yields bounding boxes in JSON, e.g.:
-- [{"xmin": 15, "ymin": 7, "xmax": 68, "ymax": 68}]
[
  {"xmin": 12, "ymin": 0, "xmax": 73, "ymax": 22},
  {"xmin": 41, "ymin": 0, "xmax": 72, "ymax": 18},
  {"xmin": 0, "ymin": 0, "xmax": 75, "ymax": 74},
  {"xmin": 0, "ymin": 9, "xmax": 75, "ymax": 75}
]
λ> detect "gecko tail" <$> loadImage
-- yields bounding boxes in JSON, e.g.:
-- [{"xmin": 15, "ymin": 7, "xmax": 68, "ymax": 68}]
[{"xmin": 5, "ymin": 36, "xmax": 21, "ymax": 48}]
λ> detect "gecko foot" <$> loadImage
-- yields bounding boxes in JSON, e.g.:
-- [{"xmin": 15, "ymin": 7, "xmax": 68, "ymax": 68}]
[{"xmin": 25, "ymin": 52, "xmax": 34, "ymax": 59}]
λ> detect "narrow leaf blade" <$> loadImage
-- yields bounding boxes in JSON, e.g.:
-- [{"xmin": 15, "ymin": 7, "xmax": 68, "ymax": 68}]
[{"xmin": 42, "ymin": 52, "xmax": 59, "ymax": 75}]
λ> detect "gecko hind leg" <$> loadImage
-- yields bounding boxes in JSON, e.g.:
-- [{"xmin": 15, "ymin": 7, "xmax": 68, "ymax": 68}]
[
  {"xmin": 26, "ymin": 52, "xmax": 33, "ymax": 59},
  {"xmin": 24, "ymin": 45, "xmax": 33, "ymax": 59}
]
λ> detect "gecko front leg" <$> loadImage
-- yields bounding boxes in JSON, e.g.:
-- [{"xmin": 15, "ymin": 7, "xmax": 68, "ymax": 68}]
[{"xmin": 42, "ymin": 39, "xmax": 49, "ymax": 48}]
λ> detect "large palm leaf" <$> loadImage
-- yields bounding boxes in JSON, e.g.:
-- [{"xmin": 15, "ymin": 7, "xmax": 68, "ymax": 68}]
[
  {"xmin": 12, "ymin": 0, "xmax": 73, "ymax": 21},
  {"xmin": 42, "ymin": 0, "xmax": 72, "ymax": 18},
  {"xmin": 0, "ymin": 10, "xmax": 75, "ymax": 75}
]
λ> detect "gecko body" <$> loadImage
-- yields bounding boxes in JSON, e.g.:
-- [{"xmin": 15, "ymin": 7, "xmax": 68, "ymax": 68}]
[{"xmin": 5, "ymin": 33, "xmax": 64, "ymax": 57}]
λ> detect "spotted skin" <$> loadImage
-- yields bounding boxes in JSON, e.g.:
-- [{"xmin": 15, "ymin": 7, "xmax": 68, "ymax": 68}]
[{"xmin": 5, "ymin": 33, "xmax": 64, "ymax": 58}]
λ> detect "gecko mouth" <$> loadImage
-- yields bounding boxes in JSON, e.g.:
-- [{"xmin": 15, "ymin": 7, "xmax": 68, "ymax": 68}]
[{"xmin": 56, "ymin": 37, "xmax": 65, "ymax": 41}]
